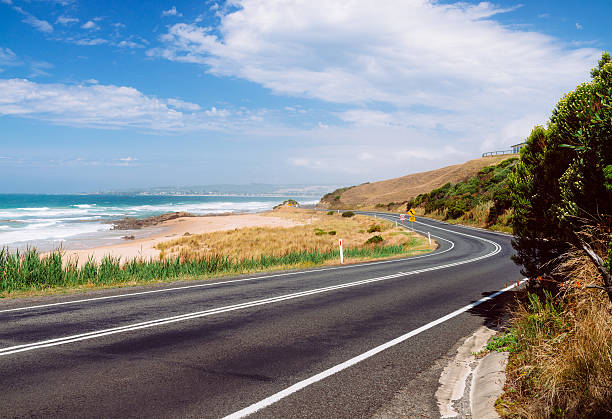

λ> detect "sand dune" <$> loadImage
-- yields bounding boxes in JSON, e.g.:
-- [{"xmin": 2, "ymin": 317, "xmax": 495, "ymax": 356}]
[{"xmin": 62, "ymin": 213, "xmax": 299, "ymax": 266}]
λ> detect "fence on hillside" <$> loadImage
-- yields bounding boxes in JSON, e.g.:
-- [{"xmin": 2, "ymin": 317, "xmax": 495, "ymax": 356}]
[{"xmin": 482, "ymin": 150, "xmax": 515, "ymax": 157}]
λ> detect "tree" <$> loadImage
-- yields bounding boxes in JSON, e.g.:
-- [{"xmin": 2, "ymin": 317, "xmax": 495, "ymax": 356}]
[{"xmin": 509, "ymin": 52, "xmax": 612, "ymax": 302}]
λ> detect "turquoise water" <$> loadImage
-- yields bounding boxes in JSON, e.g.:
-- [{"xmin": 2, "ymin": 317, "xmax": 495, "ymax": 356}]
[{"xmin": 0, "ymin": 194, "xmax": 317, "ymax": 251}]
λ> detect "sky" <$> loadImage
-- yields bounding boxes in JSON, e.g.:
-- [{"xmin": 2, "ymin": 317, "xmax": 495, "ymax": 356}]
[{"xmin": 0, "ymin": 0, "xmax": 610, "ymax": 193}]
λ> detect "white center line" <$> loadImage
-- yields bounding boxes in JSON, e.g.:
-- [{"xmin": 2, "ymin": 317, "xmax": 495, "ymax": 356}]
[{"xmin": 0, "ymin": 238, "xmax": 499, "ymax": 356}]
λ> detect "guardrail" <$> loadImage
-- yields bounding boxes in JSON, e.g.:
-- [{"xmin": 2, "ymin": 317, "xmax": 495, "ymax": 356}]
[{"xmin": 482, "ymin": 150, "xmax": 514, "ymax": 157}]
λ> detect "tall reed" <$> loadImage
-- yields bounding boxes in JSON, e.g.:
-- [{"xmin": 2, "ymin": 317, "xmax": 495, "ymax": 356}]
[{"xmin": 0, "ymin": 244, "xmax": 416, "ymax": 294}]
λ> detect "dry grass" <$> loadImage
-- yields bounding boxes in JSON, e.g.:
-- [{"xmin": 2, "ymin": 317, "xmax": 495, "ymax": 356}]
[
  {"xmin": 497, "ymin": 250, "xmax": 612, "ymax": 418},
  {"xmin": 156, "ymin": 207, "xmax": 436, "ymax": 261}
]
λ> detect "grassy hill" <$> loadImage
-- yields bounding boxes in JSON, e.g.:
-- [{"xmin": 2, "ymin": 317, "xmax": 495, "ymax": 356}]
[
  {"xmin": 407, "ymin": 157, "xmax": 518, "ymax": 231},
  {"xmin": 318, "ymin": 155, "xmax": 517, "ymax": 210}
]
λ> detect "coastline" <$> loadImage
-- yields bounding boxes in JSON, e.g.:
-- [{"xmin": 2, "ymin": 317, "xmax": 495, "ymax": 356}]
[{"xmin": 59, "ymin": 212, "xmax": 300, "ymax": 266}]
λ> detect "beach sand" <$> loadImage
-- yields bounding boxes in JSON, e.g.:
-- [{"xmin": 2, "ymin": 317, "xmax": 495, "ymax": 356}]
[{"xmin": 62, "ymin": 212, "xmax": 299, "ymax": 266}]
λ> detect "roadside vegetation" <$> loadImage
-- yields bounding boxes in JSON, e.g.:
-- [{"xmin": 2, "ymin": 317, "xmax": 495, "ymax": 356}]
[
  {"xmin": 0, "ymin": 208, "xmax": 435, "ymax": 297},
  {"xmin": 488, "ymin": 52, "xmax": 612, "ymax": 418},
  {"xmin": 156, "ymin": 207, "xmax": 432, "ymax": 261},
  {"xmin": 403, "ymin": 157, "xmax": 518, "ymax": 232}
]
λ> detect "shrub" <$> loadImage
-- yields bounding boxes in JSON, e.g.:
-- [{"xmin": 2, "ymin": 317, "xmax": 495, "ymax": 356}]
[
  {"xmin": 509, "ymin": 52, "xmax": 612, "ymax": 294},
  {"xmin": 342, "ymin": 211, "xmax": 355, "ymax": 218},
  {"xmin": 368, "ymin": 224, "xmax": 382, "ymax": 233},
  {"xmin": 328, "ymin": 230, "xmax": 336, "ymax": 235},
  {"xmin": 365, "ymin": 235, "xmax": 383, "ymax": 244},
  {"xmin": 445, "ymin": 199, "xmax": 471, "ymax": 220},
  {"xmin": 327, "ymin": 211, "xmax": 335, "ymax": 215}
]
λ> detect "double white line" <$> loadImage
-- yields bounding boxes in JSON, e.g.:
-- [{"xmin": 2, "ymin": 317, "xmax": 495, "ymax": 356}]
[{"xmin": 0, "ymin": 237, "xmax": 500, "ymax": 357}]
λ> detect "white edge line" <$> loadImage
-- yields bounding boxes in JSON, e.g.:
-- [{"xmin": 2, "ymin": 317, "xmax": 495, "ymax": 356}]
[
  {"xmin": 0, "ymin": 238, "xmax": 499, "ymax": 356},
  {"xmin": 223, "ymin": 278, "xmax": 527, "ymax": 419},
  {"xmin": 1, "ymin": 218, "xmax": 455, "ymax": 314}
]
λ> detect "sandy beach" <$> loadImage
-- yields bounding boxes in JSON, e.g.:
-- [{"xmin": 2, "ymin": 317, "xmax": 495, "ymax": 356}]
[{"xmin": 62, "ymin": 212, "xmax": 299, "ymax": 266}]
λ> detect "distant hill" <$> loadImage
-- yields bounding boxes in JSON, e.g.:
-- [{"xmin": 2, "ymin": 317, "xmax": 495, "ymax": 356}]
[
  {"xmin": 99, "ymin": 183, "xmax": 337, "ymax": 197},
  {"xmin": 318, "ymin": 155, "xmax": 517, "ymax": 209}
]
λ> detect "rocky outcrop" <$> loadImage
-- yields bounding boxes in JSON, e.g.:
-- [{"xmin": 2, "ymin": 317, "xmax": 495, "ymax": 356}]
[{"xmin": 110, "ymin": 212, "xmax": 195, "ymax": 230}]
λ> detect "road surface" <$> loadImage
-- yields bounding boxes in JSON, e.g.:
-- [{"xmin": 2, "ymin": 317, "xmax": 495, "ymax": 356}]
[{"xmin": 0, "ymin": 213, "xmax": 523, "ymax": 418}]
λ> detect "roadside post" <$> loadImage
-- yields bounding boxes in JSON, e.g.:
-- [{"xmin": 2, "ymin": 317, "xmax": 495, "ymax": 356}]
[
  {"xmin": 339, "ymin": 238, "xmax": 344, "ymax": 264},
  {"xmin": 428, "ymin": 232, "xmax": 431, "ymax": 245},
  {"xmin": 399, "ymin": 213, "xmax": 405, "ymax": 228}
]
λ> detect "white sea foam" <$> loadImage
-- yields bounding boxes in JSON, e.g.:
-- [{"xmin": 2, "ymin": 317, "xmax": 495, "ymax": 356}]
[
  {"xmin": 121, "ymin": 201, "xmax": 275, "ymax": 215},
  {"xmin": 0, "ymin": 208, "xmax": 91, "ymax": 218},
  {"xmin": 17, "ymin": 207, "xmax": 51, "ymax": 211},
  {"xmin": 0, "ymin": 196, "xmax": 315, "ymax": 248},
  {"xmin": 0, "ymin": 222, "xmax": 111, "ymax": 246}
]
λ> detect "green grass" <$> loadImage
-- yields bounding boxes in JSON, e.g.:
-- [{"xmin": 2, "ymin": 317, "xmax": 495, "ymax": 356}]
[
  {"xmin": 486, "ymin": 291, "xmax": 566, "ymax": 355},
  {"xmin": 0, "ymin": 244, "xmax": 414, "ymax": 295}
]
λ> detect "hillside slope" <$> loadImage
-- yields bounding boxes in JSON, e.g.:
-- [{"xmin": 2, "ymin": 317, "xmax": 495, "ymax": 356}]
[{"xmin": 319, "ymin": 155, "xmax": 517, "ymax": 209}]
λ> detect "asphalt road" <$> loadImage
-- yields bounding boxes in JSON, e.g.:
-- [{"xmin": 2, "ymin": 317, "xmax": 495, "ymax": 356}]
[{"xmin": 0, "ymin": 213, "xmax": 524, "ymax": 418}]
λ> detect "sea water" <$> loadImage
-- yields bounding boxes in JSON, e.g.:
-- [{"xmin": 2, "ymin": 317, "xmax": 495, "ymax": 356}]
[{"xmin": 0, "ymin": 194, "xmax": 317, "ymax": 251}]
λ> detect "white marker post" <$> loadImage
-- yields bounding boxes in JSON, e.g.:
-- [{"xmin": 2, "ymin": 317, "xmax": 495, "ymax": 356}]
[
  {"xmin": 339, "ymin": 238, "xmax": 344, "ymax": 264},
  {"xmin": 428, "ymin": 232, "xmax": 431, "ymax": 245}
]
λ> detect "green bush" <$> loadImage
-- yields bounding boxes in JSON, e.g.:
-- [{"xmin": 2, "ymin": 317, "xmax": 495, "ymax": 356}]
[
  {"xmin": 342, "ymin": 211, "xmax": 355, "ymax": 217},
  {"xmin": 327, "ymin": 210, "xmax": 335, "ymax": 215},
  {"xmin": 510, "ymin": 52, "xmax": 612, "ymax": 282},
  {"xmin": 328, "ymin": 230, "xmax": 336, "ymax": 235},
  {"xmin": 445, "ymin": 199, "xmax": 470, "ymax": 219},
  {"xmin": 367, "ymin": 224, "xmax": 382, "ymax": 233},
  {"xmin": 365, "ymin": 235, "xmax": 383, "ymax": 244},
  {"xmin": 403, "ymin": 157, "xmax": 518, "ymax": 228}
]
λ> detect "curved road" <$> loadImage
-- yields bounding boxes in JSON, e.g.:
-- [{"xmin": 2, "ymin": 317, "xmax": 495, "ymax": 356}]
[{"xmin": 0, "ymin": 213, "xmax": 523, "ymax": 418}]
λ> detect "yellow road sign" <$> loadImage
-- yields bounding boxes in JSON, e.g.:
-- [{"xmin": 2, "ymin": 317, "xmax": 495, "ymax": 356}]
[
  {"xmin": 408, "ymin": 208, "xmax": 415, "ymax": 216},
  {"xmin": 409, "ymin": 216, "xmax": 416, "ymax": 222}
]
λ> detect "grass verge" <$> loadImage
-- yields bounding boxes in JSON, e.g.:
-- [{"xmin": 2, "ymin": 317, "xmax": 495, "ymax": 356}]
[
  {"xmin": 0, "ymin": 209, "xmax": 435, "ymax": 298},
  {"xmin": 490, "ymin": 254, "xmax": 611, "ymax": 418}
]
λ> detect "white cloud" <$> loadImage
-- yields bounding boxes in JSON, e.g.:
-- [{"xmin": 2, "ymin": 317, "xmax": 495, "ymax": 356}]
[
  {"xmin": 118, "ymin": 40, "xmax": 144, "ymax": 49},
  {"xmin": 576, "ymin": 22, "xmax": 583, "ymax": 30},
  {"xmin": 28, "ymin": 60, "xmax": 53, "ymax": 78},
  {"xmin": 13, "ymin": 5, "xmax": 53, "ymax": 33},
  {"xmin": 0, "ymin": 78, "xmax": 253, "ymax": 132},
  {"xmin": 167, "ymin": 98, "xmax": 202, "ymax": 111},
  {"xmin": 149, "ymin": 0, "xmax": 598, "ymax": 155},
  {"xmin": 0, "ymin": 47, "xmax": 19, "ymax": 67},
  {"xmin": 162, "ymin": 6, "xmax": 182, "ymax": 17},
  {"xmin": 74, "ymin": 38, "xmax": 107, "ymax": 46},
  {"xmin": 56, "ymin": 16, "xmax": 79, "ymax": 25},
  {"xmin": 204, "ymin": 106, "xmax": 229, "ymax": 116},
  {"xmin": 81, "ymin": 20, "xmax": 99, "ymax": 30}
]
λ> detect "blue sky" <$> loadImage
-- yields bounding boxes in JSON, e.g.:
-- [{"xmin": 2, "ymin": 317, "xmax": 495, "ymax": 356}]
[{"xmin": 0, "ymin": 0, "xmax": 610, "ymax": 193}]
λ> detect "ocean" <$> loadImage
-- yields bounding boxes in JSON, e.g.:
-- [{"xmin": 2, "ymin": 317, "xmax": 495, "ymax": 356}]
[{"xmin": 0, "ymin": 194, "xmax": 318, "ymax": 252}]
